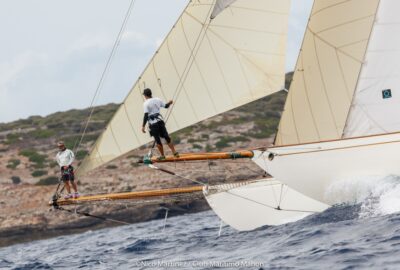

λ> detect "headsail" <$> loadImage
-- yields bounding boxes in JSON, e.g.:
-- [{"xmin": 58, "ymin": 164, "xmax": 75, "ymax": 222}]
[
  {"xmin": 275, "ymin": 0, "xmax": 380, "ymax": 146},
  {"xmin": 343, "ymin": 0, "xmax": 400, "ymax": 137},
  {"xmin": 78, "ymin": 0, "xmax": 290, "ymax": 176}
]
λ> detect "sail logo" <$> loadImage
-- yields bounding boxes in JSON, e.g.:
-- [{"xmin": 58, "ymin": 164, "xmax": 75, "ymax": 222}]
[{"xmin": 382, "ymin": 89, "xmax": 392, "ymax": 99}]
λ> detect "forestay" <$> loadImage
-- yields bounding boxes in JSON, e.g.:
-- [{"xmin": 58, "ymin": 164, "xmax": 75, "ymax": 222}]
[
  {"xmin": 275, "ymin": 0, "xmax": 379, "ymax": 146},
  {"xmin": 78, "ymin": 0, "xmax": 290, "ymax": 176}
]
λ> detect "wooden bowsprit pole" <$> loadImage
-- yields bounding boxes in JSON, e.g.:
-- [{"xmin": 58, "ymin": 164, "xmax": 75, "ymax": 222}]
[
  {"xmin": 49, "ymin": 185, "xmax": 204, "ymax": 206},
  {"xmin": 139, "ymin": 150, "xmax": 255, "ymax": 165}
]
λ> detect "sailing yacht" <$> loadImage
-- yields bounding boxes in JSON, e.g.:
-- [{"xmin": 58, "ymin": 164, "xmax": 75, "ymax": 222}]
[{"xmin": 57, "ymin": 0, "xmax": 400, "ymax": 232}]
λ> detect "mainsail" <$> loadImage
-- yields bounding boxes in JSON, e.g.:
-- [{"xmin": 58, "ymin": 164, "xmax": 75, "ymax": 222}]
[
  {"xmin": 78, "ymin": 0, "xmax": 291, "ymax": 176},
  {"xmin": 275, "ymin": 0, "xmax": 380, "ymax": 146}
]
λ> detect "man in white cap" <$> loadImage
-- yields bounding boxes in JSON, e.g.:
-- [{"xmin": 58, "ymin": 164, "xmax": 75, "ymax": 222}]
[{"xmin": 56, "ymin": 141, "xmax": 79, "ymax": 199}]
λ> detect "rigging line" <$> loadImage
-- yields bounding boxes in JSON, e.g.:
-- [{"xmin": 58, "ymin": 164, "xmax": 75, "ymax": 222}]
[
  {"xmin": 54, "ymin": 206, "xmax": 131, "ymax": 225},
  {"xmin": 150, "ymin": 164, "xmax": 318, "ymax": 214},
  {"xmin": 278, "ymin": 184, "xmax": 284, "ymax": 207},
  {"xmin": 223, "ymin": 189, "xmax": 318, "ymax": 213},
  {"xmin": 148, "ymin": 164, "xmax": 207, "ymax": 186},
  {"xmin": 164, "ymin": 2, "xmax": 215, "ymax": 124},
  {"xmin": 72, "ymin": 0, "xmax": 136, "ymax": 155}
]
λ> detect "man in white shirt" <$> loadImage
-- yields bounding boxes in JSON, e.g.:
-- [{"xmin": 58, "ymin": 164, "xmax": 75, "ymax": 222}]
[
  {"xmin": 56, "ymin": 141, "xmax": 79, "ymax": 199},
  {"xmin": 141, "ymin": 88, "xmax": 179, "ymax": 160}
]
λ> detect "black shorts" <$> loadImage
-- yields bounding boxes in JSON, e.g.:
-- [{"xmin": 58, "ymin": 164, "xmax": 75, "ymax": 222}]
[
  {"xmin": 149, "ymin": 121, "xmax": 171, "ymax": 145},
  {"xmin": 61, "ymin": 165, "xmax": 75, "ymax": 182}
]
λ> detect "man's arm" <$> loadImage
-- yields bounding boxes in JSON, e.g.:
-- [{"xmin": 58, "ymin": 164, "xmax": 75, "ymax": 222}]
[
  {"xmin": 164, "ymin": 100, "xmax": 173, "ymax": 109},
  {"xmin": 142, "ymin": 113, "xmax": 149, "ymax": 133}
]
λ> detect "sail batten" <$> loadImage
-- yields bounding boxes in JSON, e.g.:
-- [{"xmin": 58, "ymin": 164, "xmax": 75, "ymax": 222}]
[{"xmin": 78, "ymin": 0, "xmax": 290, "ymax": 176}]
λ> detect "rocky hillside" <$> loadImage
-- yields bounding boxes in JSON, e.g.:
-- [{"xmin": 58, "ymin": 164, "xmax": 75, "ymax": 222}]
[{"xmin": 0, "ymin": 73, "xmax": 292, "ymax": 247}]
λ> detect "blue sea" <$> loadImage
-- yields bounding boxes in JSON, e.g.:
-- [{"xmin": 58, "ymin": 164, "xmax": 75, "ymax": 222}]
[{"xmin": 3, "ymin": 176, "xmax": 400, "ymax": 270}]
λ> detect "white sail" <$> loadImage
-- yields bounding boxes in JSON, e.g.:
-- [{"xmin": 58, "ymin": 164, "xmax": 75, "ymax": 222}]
[
  {"xmin": 204, "ymin": 177, "xmax": 328, "ymax": 231},
  {"xmin": 344, "ymin": 0, "xmax": 400, "ymax": 138},
  {"xmin": 78, "ymin": 0, "xmax": 290, "ymax": 176},
  {"xmin": 275, "ymin": 0, "xmax": 379, "ymax": 146},
  {"xmin": 255, "ymin": 0, "xmax": 400, "ymax": 205}
]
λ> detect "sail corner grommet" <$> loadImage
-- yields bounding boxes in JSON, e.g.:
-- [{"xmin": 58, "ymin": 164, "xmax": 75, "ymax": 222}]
[{"xmin": 268, "ymin": 152, "xmax": 275, "ymax": 161}]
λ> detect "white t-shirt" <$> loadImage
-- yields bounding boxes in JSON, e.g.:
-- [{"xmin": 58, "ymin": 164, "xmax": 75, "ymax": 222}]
[
  {"xmin": 56, "ymin": 149, "xmax": 75, "ymax": 167},
  {"xmin": 143, "ymin": 97, "xmax": 166, "ymax": 124}
]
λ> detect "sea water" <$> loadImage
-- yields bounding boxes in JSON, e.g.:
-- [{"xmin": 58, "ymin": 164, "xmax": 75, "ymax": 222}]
[{"xmin": 3, "ymin": 176, "xmax": 400, "ymax": 269}]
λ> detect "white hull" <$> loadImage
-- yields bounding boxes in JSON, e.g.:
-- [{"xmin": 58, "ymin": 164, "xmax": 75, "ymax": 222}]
[
  {"xmin": 253, "ymin": 132, "xmax": 400, "ymax": 204},
  {"xmin": 203, "ymin": 179, "xmax": 328, "ymax": 231}
]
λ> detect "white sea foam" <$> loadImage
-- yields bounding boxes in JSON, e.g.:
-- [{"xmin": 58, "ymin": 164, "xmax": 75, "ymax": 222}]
[{"xmin": 324, "ymin": 175, "xmax": 400, "ymax": 218}]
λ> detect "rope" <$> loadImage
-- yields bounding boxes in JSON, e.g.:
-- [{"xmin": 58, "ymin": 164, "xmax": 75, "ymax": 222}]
[
  {"xmin": 148, "ymin": 164, "xmax": 319, "ymax": 214},
  {"xmin": 54, "ymin": 205, "xmax": 131, "ymax": 225},
  {"xmin": 164, "ymin": 1, "xmax": 216, "ymax": 124},
  {"xmin": 73, "ymin": 0, "xmax": 137, "ymax": 155}
]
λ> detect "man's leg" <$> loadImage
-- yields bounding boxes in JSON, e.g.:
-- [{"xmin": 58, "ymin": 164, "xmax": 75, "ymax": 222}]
[
  {"xmin": 71, "ymin": 181, "xmax": 78, "ymax": 193},
  {"xmin": 167, "ymin": 142, "xmax": 176, "ymax": 154},
  {"xmin": 64, "ymin": 181, "xmax": 71, "ymax": 193},
  {"xmin": 161, "ymin": 122, "xmax": 178, "ymax": 156},
  {"xmin": 156, "ymin": 143, "xmax": 165, "ymax": 156}
]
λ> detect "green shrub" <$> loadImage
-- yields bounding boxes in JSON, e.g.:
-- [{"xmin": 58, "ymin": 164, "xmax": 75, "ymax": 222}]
[
  {"xmin": 215, "ymin": 136, "xmax": 250, "ymax": 149},
  {"xmin": 19, "ymin": 149, "xmax": 47, "ymax": 165},
  {"xmin": 170, "ymin": 134, "xmax": 181, "ymax": 144},
  {"xmin": 6, "ymin": 159, "xmax": 20, "ymax": 169},
  {"xmin": 192, "ymin": 143, "xmax": 203, "ymax": 149},
  {"xmin": 32, "ymin": 170, "xmax": 48, "ymax": 177},
  {"xmin": 11, "ymin": 176, "xmax": 21, "ymax": 184},
  {"xmin": 28, "ymin": 129, "xmax": 55, "ymax": 139},
  {"xmin": 76, "ymin": 150, "xmax": 88, "ymax": 160},
  {"xmin": 36, "ymin": 176, "xmax": 59, "ymax": 186},
  {"xmin": 201, "ymin": 134, "xmax": 209, "ymax": 139},
  {"xmin": 60, "ymin": 136, "xmax": 80, "ymax": 149},
  {"xmin": 49, "ymin": 161, "xmax": 58, "ymax": 168},
  {"xmin": 5, "ymin": 133, "xmax": 20, "ymax": 144}
]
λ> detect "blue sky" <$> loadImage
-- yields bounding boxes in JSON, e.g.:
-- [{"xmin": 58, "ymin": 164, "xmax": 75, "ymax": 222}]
[{"xmin": 0, "ymin": 0, "xmax": 312, "ymax": 124}]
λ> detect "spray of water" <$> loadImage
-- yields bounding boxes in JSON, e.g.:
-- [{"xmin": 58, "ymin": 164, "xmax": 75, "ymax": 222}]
[{"xmin": 324, "ymin": 175, "xmax": 400, "ymax": 218}]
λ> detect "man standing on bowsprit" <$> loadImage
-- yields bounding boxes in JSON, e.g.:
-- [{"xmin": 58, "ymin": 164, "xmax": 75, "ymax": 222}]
[
  {"xmin": 141, "ymin": 88, "xmax": 179, "ymax": 160},
  {"xmin": 56, "ymin": 141, "xmax": 79, "ymax": 199}
]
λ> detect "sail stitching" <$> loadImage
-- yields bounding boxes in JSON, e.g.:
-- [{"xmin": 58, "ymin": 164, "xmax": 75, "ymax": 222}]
[
  {"xmin": 299, "ymin": 53, "xmax": 322, "ymax": 141},
  {"xmin": 179, "ymin": 16, "xmax": 218, "ymax": 114},
  {"xmin": 308, "ymin": 27, "xmax": 364, "ymax": 64},
  {"xmin": 226, "ymin": 5, "xmax": 289, "ymax": 16},
  {"xmin": 207, "ymin": 27, "xmax": 280, "ymax": 90},
  {"xmin": 204, "ymin": 33, "xmax": 235, "ymax": 104},
  {"xmin": 122, "ymin": 103, "xmax": 141, "ymax": 143},
  {"xmin": 334, "ymin": 52, "xmax": 352, "ymax": 103},
  {"xmin": 312, "ymin": 34, "xmax": 341, "ymax": 137},
  {"xmin": 314, "ymin": 14, "xmax": 375, "ymax": 35},
  {"xmin": 311, "ymin": 0, "xmax": 350, "ymax": 16},
  {"xmin": 164, "ymin": 4, "xmax": 215, "ymax": 124},
  {"xmin": 150, "ymin": 61, "xmax": 180, "ymax": 128},
  {"xmin": 210, "ymin": 24, "xmax": 286, "ymax": 36},
  {"xmin": 165, "ymin": 39, "xmax": 199, "ymax": 122}
]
